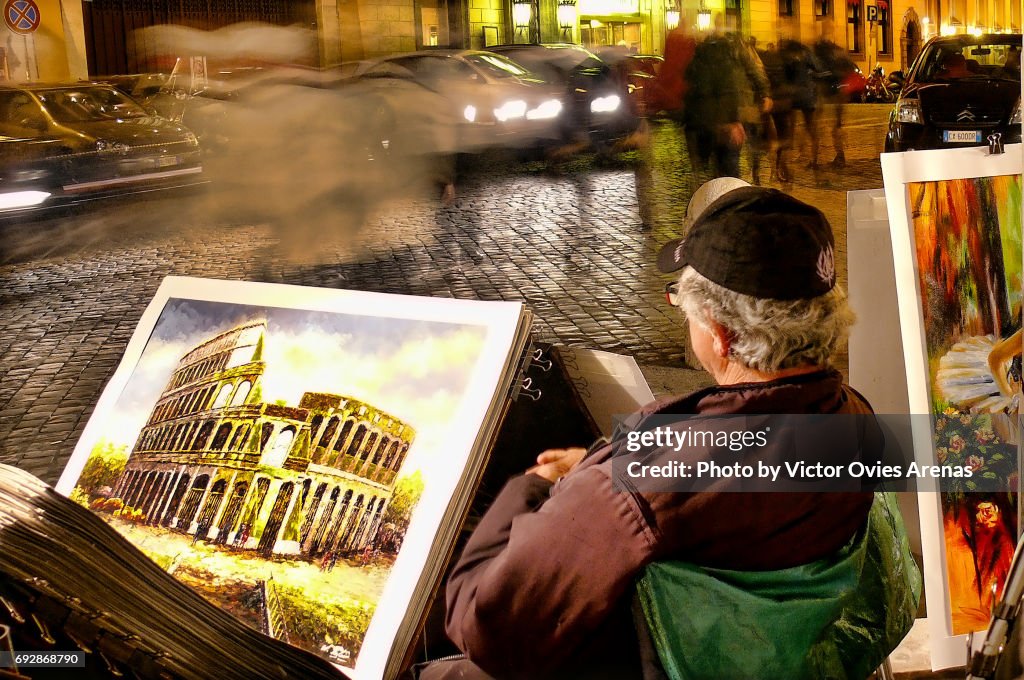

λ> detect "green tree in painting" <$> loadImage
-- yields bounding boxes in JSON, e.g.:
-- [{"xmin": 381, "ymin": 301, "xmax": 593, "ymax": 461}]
[
  {"xmin": 78, "ymin": 440, "xmax": 129, "ymax": 494},
  {"xmin": 383, "ymin": 472, "xmax": 424, "ymax": 538}
]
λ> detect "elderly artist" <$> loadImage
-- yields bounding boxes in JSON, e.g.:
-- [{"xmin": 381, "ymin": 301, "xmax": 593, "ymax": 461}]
[{"xmin": 421, "ymin": 183, "xmax": 906, "ymax": 679}]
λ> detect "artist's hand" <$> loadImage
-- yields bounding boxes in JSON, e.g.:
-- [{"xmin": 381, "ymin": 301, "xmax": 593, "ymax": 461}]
[{"xmin": 528, "ymin": 447, "xmax": 587, "ymax": 483}]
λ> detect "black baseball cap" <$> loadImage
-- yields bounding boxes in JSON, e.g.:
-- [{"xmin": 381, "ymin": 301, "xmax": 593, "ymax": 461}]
[{"xmin": 656, "ymin": 186, "xmax": 837, "ymax": 300}]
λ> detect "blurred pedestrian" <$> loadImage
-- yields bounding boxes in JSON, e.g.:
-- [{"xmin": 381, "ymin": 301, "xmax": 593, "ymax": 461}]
[
  {"xmin": 778, "ymin": 37, "xmax": 824, "ymax": 171},
  {"xmin": 654, "ymin": 23, "xmax": 697, "ymax": 123},
  {"xmin": 684, "ymin": 15, "xmax": 771, "ymax": 180},
  {"xmin": 756, "ymin": 41, "xmax": 789, "ymax": 182},
  {"xmin": 813, "ymin": 19, "xmax": 855, "ymax": 167}
]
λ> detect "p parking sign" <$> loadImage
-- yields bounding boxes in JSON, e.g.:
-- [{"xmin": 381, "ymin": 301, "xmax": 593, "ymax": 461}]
[{"xmin": 4, "ymin": 0, "xmax": 39, "ymax": 35}]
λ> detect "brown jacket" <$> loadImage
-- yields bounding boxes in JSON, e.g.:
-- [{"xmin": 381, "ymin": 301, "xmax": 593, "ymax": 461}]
[{"xmin": 443, "ymin": 369, "xmax": 876, "ymax": 679}]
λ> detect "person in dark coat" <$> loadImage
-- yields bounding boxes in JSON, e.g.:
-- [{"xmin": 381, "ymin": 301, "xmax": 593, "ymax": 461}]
[
  {"xmin": 683, "ymin": 15, "xmax": 771, "ymax": 180},
  {"xmin": 415, "ymin": 181, "xmax": 903, "ymax": 680}
]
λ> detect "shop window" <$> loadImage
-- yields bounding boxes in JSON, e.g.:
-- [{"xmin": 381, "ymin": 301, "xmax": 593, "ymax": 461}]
[
  {"xmin": 816, "ymin": 0, "xmax": 830, "ymax": 18},
  {"xmin": 847, "ymin": 0, "xmax": 863, "ymax": 54}
]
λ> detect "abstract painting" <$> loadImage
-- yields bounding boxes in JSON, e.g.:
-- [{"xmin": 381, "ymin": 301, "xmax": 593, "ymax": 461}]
[{"xmin": 883, "ymin": 145, "xmax": 1022, "ymax": 668}]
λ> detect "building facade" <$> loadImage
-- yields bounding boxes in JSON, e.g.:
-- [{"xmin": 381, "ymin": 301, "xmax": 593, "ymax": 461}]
[
  {"xmin": 14, "ymin": 1, "xmax": 1023, "ymax": 90},
  {"xmin": 112, "ymin": 320, "xmax": 416, "ymax": 559}
]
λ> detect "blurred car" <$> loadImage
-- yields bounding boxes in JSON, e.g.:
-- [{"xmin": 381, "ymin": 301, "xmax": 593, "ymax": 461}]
[
  {"xmin": 623, "ymin": 54, "xmax": 664, "ymax": 117},
  {"xmin": 885, "ymin": 33, "xmax": 1021, "ymax": 152},
  {"xmin": 352, "ymin": 50, "xmax": 564, "ymax": 153},
  {"xmin": 0, "ymin": 83, "xmax": 202, "ymax": 211},
  {"xmin": 96, "ymin": 73, "xmax": 171, "ymax": 109},
  {"xmin": 486, "ymin": 43, "xmax": 638, "ymax": 146}
]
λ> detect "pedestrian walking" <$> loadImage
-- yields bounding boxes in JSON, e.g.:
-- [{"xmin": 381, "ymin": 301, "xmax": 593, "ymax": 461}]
[
  {"xmin": 778, "ymin": 38, "xmax": 824, "ymax": 171},
  {"xmin": 813, "ymin": 19, "xmax": 855, "ymax": 167},
  {"xmin": 684, "ymin": 15, "xmax": 771, "ymax": 180}
]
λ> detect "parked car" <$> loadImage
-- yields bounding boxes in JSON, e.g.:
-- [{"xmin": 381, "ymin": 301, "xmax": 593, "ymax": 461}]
[
  {"xmin": 594, "ymin": 49, "xmax": 664, "ymax": 117},
  {"xmin": 96, "ymin": 73, "xmax": 172, "ymax": 109},
  {"xmin": 485, "ymin": 43, "xmax": 639, "ymax": 147},
  {"xmin": 0, "ymin": 83, "xmax": 202, "ymax": 211},
  {"xmin": 352, "ymin": 50, "xmax": 565, "ymax": 153},
  {"xmin": 885, "ymin": 33, "xmax": 1021, "ymax": 152}
]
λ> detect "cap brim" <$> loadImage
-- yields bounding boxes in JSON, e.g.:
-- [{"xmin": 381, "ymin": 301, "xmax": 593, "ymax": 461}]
[{"xmin": 656, "ymin": 238, "xmax": 689, "ymax": 273}]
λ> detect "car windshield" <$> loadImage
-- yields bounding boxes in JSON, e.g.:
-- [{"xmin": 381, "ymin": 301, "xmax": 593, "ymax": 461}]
[
  {"xmin": 36, "ymin": 87, "xmax": 149, "ymax": 123},
  {"xmin": 914, "ymin": 40, "xmax": 1021, "ymax": 83},
  {"xmin": 464, "ymin": 53, "xmax": 533, "ymax": 79}
]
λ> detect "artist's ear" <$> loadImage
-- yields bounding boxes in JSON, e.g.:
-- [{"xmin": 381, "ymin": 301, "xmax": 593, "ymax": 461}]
[{"xmin": 708, "ymin": 318, "xmax": 732, "ymax": 358}]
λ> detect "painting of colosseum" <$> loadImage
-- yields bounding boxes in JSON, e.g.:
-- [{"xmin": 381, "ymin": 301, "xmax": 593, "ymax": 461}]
[{"xmin": 64, "ymin": 295, "xmax": 493, "ymax": 669}]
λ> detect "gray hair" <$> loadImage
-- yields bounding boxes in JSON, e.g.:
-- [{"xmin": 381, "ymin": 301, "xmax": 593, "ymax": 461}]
[{"xmin": 675, "ymin": 267, "xmax": 855, "ymax": 372}]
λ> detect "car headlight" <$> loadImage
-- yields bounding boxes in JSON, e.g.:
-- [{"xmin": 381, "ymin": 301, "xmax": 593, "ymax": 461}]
[
  {"xmin": 1011, "ymin": 100, "xmax": 1022, "ymax": 125},
  {"xmin": 896, "ymin": 99, "xmax": 922, "ymax": 124},
  {"xmin": 184, "ymin": 132, "xmax": 199, "ymax": 147},
  {"xmin": 526, "ymin": 99, "xmax": 562, "ymax": 120},
  {"xmin": 12, "ymin": 168, "xmax": 50, "ymax": 182},
  {"xmin": 463, "ymin": 105, "xmax": 477, "ymax": 122},
  {"xmin": 591, "ymin": 95, "xmax": 621, "ymax": 114},
  {"xmin": 494, "ymin": 100, "xmax": 527, "ymax": 122},
  {"xmin": 0, "ymin": 190, "xmax": 50, "ymax": 210}
]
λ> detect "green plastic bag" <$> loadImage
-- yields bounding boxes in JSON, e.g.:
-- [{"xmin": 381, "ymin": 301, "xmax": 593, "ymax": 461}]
[{"xmin": 637, "ymin": 492, "xmax": 921, "ymax": 680}]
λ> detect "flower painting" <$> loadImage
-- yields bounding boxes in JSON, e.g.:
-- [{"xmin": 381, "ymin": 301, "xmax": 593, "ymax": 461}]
[{"xmin": 907, "ymin": 174, "xmax": 1021, "ymax": 635}]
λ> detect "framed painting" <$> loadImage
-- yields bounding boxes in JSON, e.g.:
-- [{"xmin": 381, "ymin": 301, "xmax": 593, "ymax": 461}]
[
  {"xmin": 482, "ymin": 25, "xmax": 498, "ymax": 47},
  {"xmin": 882, "ymin": 145, "xmax": 1022, "ymax": 669},
  {"xmin": 57, "ymin": 276, "xmax": 531, "ymax": 680}
]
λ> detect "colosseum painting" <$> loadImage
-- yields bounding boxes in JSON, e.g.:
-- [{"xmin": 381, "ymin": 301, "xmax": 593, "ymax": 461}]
[{"xmin": 61, "ymin": 291, "xmax": 503, "ymax": 670}]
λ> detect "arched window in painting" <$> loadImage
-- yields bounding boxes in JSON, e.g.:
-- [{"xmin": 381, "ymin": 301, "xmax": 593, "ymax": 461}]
[
  {"xmin": 309, "ymin": 414, "xmax": 324, "ymax": 443},
  {"xmin": 228, "ymin": 423, "xmax": 251, "ymax": 451},
  {"xmin": 319, "ymin": 417, "xmax": 339, "ymax": 448},
  {"xmin": 264, "ymin": 426, "xmax": 296, "ymax": 467},
  {"xmin": 333, "ymin": 419, "xmax": 355, "ymax": 454},
  {"xmin": 260, "ymin": 422, "xmax": 275, "ymax": 451},
  {"xmin": 212, "ymin": 383, "xmax": 234, "ymax": 409},
  {"xmin": 230, "ymin": 380, "xmax": 252, "ymax": 406},
  {"xmin": 347, "ymin": 424, "xmax": 368, "ymax": 458},
  {"xmin": 191, "ymin": 420, "xmax": 216, "ymax": 451},
  {"xmin": 211, "ymin": 423, "xmax": 233, "ymax": 450},
  {"xmin": 383, "ymin": 440, "xmax": 400, "ymax": 469}
]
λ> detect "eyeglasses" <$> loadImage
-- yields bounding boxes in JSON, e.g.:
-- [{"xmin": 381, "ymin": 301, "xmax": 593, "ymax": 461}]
[{"xmin": 664, "ymin": 282, "xmax": 679, "ymax": 307}]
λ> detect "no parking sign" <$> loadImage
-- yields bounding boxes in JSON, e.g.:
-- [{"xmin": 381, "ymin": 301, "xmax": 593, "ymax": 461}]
[{"xmin": 4, "ymin": 0, "xmax": 39, "ymax": 35}]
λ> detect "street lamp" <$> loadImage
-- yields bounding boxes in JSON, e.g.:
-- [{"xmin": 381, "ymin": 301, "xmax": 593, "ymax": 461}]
[
  {"xmin": 666, "ymin": 1, "xmax": 680, "ymax": 29},
  {"xmin": 513, "ymin": 0, "xmax": 533, "ymax": 29},
  {"xmin": 697, "ymin": 6, "xmax": 712, "ymax": 30},
  {"xmin": 558, "ymin": 0, "xmax": 578, "ymax": 38},
  {"xmin": 512, "ymin": 0, "xmax": 533, "ymax": 42}
]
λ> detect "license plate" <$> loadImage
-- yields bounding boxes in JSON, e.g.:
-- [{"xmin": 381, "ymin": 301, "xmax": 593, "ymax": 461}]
[
  {"xmin": 943, "ymin": 130, "xmax": 982, "ymax": 143},
  {"xmin": 156, "ymin": 155, "xmax": 181, "ymax": 167}
]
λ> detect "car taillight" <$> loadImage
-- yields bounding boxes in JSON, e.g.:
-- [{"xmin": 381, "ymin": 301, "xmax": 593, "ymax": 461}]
[
  {"xmin": 1011, "ymin": 101, "xmax": 1022, "ymax": 125},
  {"xmin": 896, "ymin": 99, "xmax": 922, "ymax": 124}
]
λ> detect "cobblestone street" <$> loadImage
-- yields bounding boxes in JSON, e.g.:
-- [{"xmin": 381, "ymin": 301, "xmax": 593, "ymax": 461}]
[{"xmin": 0, "ymin": 106, "xmax": 891, "ymax": 482}]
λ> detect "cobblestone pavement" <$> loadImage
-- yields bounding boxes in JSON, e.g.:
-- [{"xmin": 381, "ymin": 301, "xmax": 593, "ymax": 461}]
[{"xmin": 0, "ymin": 105, "xmax": 891, "ymax": 482}]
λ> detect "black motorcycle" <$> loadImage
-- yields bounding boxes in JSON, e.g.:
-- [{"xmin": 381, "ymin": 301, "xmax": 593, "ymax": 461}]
[{"xmin": 864, "ymin": 65, "xmax": 901, "ymax": 103}]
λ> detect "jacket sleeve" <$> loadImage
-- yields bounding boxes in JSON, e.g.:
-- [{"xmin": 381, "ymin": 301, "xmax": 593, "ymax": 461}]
[
  {"xmin": 444, "ymin": 467, "xmax": 658, "ymax": 676},
  {"xmin": 739, "ymin": 44, "xmax": 771, "ymax": 101}
]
